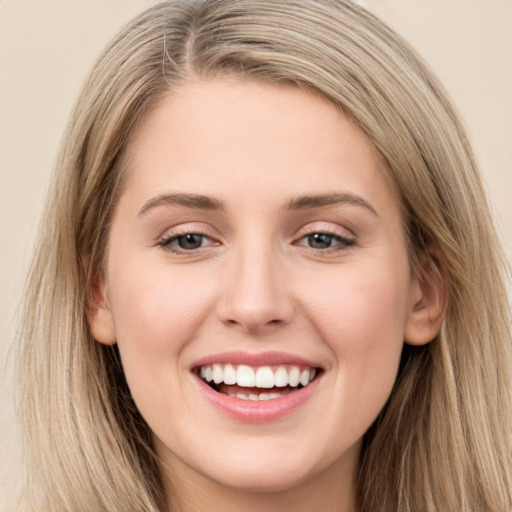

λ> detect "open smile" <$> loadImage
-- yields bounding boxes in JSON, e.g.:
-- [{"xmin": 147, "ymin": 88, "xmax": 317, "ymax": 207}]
[
  {"xmin": 191, "ymin": 352, "xmax": 323, "ymax": 421},
  {"xmin": 196, "ymin": 363, "xmax": 319, "ymax": 401}
]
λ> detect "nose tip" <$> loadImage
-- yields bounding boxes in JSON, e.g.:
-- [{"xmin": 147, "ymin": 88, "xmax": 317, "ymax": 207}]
[{"xmin": 216, "ymin": 255, "xmax": 295, "ymax": 334}]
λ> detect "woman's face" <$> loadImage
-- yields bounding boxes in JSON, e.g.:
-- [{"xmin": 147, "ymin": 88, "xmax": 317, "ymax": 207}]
[{"xmin": 91, "ymin": 79, "xmax": 434, "ymax": 502}]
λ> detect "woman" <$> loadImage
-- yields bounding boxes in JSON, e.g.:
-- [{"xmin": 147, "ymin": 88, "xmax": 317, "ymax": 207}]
[{"xmin": 16, "ymin": 1, "xmax": 512, "ymax": 511}]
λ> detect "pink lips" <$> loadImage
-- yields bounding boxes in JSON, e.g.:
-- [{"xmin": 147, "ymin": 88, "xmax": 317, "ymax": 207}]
[
  {"xmin": 191, "ymin": 351, "xmax": 323, "ymax": 423},
  {"xmin": 192, "ymin": 350, "xmax": 320, "ymax": 368}
]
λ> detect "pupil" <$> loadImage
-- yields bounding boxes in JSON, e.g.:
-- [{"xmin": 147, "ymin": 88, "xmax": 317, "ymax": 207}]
[
  {"xmin": 178, "ymin": 234, "xmax": 203, "ymax": 249},
  {"xmin": 308, "ymin": 233, "xmax": 332, "ymax": 249}
]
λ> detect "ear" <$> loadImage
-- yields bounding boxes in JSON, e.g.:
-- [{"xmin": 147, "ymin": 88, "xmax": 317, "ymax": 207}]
[
  {"xmin": 87, "ymin": 272, "xmax": 117, "ymax": 346},
  {"xmin": 404, "ymin": 250, "xmax": 447, "ymax": 346}
]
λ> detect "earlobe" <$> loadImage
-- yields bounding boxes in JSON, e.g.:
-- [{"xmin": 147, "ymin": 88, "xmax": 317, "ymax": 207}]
[
  {"xmin": 88, "ymin": 273, "xmax": 117, "ymax": 346},
  {"xmin": 404, "ymin": 251, "xmax": 447, "ymax": 346}
]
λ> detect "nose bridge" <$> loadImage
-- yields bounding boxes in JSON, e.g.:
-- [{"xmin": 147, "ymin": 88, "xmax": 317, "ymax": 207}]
[{"xmin": 217, "ymin": 235, "xmax": 294, "ymax": 333}]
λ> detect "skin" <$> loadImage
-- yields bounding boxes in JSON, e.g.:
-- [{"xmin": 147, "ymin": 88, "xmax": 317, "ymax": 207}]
[{"xmin": 90, "ymin": 79, "xmax": 443, "ymax": 512}]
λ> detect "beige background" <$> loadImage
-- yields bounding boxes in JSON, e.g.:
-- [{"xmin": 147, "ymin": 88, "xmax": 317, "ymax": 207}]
[{"xmin": 1, "ymin": 0, "xmax": 511, "ymax": 508}]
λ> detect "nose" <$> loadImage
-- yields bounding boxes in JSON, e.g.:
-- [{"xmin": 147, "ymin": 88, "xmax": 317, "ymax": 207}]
[{"xmin": 216, "ymin": 243, "xmax": 295, "ymax": 335}]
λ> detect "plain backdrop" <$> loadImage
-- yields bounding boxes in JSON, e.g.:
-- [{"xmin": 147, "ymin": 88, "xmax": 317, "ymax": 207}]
[{"xmin": 1, "ymin": 0, "xmax": 511, "ymax": 508}]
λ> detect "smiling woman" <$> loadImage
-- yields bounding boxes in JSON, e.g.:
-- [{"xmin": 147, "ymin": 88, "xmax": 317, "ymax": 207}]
[
  {"xmin": 15, "ymin": 1, "xmax": 512, "ymax": 512},
  {"xmin": 89, "ymin": 82, "xmax": 429, "ymax": 506}
]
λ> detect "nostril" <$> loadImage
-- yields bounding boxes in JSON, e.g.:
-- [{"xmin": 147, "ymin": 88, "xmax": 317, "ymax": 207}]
[{"xmin": 222, "ymin": 315, "xmax": 288, "ymax": 333}]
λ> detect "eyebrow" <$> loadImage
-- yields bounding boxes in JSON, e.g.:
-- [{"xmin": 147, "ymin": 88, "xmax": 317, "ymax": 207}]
[
  {"xmin": 286, "ymin": 193, "xmax": 379, "ymax": 216},
  {"xmin": 138, "ymin": 193, "xmax": 225, "ymax": 216},
  {"xmin": 137, "ymin": 191, "xmax": 378, "ymax": 217}
]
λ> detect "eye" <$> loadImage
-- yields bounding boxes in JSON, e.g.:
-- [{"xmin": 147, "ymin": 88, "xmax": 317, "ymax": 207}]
[
  {"xmin": 296, "ymin": 231, "xmax": 355, "ymax": 251},
  {"xmin": 158, "ymin": 232, "xmax": 216, "ymax": 253}
]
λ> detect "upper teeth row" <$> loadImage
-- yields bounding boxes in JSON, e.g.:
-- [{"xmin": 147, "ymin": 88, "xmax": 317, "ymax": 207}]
[{"xmin": 199, "ymin": 364, "xmax": 317, "ymax": 388}]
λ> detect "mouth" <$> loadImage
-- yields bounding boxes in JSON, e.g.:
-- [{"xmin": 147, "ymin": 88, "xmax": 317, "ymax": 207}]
[{"xmin": 194, "ymin": 363, "xmax": 322, "ymax": 402}]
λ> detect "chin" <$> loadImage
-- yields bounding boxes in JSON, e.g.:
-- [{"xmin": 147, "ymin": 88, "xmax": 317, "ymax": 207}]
[{"xmin": 201, "ymin": 461, "xmax": 318, "ymax": 494}]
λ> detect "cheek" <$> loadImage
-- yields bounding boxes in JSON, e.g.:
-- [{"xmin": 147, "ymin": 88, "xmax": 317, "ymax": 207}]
[
  {"xmin": 300, "ymin": 263, "xmax": 410, "ymax": 347},
  {"xmin": 298, "ymin": 265, "xmax": 409, "ymax": 418},
  {"xmin": 106, "ymin": 263, "xmax": 215, "ymax": 396},
  {"xmin": 109, "ymin": 257, "xmax": 214, "ymax": 337}
]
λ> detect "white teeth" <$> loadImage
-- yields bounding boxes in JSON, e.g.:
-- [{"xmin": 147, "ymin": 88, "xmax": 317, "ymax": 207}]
[
  {"xmin": 212, "ymin": 364, "xmax": 223, "ymax": 384},
  {"xmin": 274, "ymin": 366, "xmax": 288, "ymax": 387},
  {"xmin": 236, "ymin": 365, "xmax": 255, "ymax": 387},
  {"xmin": 258, "ymin": 392, "xmax": 283, "ymax": 401},
  {"xmin": 299, "ymin": 369, "xmax": 310, "ymax": 387},
  {"xmin": 255, "ymin": 366, "xmax": 274, "ymax": 388},
  {"xmin": 288, "ymin": 366, "xmax": 300, "ymax": 387},
  {"xmin": 223, "ymin": 363, "xmax": 237, "ymax": 385},
  {"xmin": 198, "ymin": 363, "xmax": 319, "ymax": 389},
  {"xmin": 235, "ymin": 391, "xmax": 287, "ymax": 401}
]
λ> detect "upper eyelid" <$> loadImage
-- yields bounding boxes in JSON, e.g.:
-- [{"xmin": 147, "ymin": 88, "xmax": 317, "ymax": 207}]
[
  {"xmin": 156, "ymin": 222, "xmax": 219, "ymax": 241},
  {"xmin": 295, "ymin": 222, "xmax": 356, "ymax": 238},
  {"xmin": 297, "ymin": 231, "xmax": 354, "ymax": 242},
  {"xmin": 158, "ymin": 232, "xmax": 218, "ymax": 248},
  {"xmin": 160, "ymin": 231, "xmax": 212, "ymax": 241},
  {"xmin": 154, "ymin": 220, "xmax": 357, "ymax": 243}
]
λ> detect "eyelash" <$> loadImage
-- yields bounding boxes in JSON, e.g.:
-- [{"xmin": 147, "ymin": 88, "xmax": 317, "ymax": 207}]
[
  {"xmin": 294, "ymin": 229, "xmax": 356, "ymax": 253},
  {"xmin": 157, "ymin": 231, "xmax": 218, "ymax": 254},
  {"xmin": 157, "ymin": 229, "xmax": 356, "ymax": 255}
]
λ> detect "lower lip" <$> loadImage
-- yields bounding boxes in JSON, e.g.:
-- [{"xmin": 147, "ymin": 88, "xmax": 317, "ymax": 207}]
[{"xmin": 194, "ymin": 374, "xmax": 322, "ymax": 423}]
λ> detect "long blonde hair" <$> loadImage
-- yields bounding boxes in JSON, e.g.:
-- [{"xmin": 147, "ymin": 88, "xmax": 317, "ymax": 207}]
[{"xmin": 17, "ymin": 1, "xmax": 512, "ymax": 511}]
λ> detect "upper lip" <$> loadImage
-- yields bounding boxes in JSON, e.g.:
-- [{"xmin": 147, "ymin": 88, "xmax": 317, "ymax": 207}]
[{"xmin": 191, "ymin": 350, "xmax": 323, "ymax": 370}]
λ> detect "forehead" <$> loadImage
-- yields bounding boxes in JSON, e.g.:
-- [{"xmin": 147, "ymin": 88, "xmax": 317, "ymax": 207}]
[{"xmin": 121, "ymin": 78, "xmax": 399, "ymax": 216}]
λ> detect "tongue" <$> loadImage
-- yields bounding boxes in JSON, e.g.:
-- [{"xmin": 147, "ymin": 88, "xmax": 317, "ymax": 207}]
[{"xmin": 218, "ymin": 383, "xmax": 295, "ymax": 397}]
